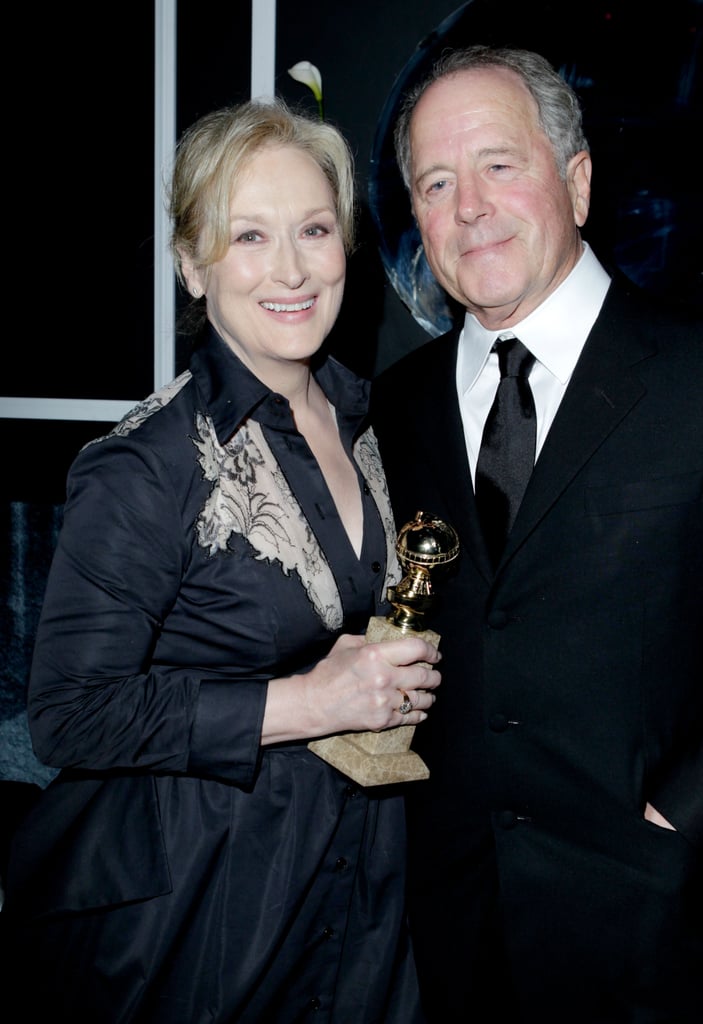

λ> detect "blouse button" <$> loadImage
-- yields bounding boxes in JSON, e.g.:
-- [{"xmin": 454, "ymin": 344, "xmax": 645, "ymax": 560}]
[{"xmin": 363, "ymin": 482, "xmax": 370, "ymax": 494}]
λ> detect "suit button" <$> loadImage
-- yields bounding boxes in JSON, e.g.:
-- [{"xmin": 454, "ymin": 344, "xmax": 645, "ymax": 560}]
[
  {"xmin": 371, "ymin": 561, "xmax": 381, "ymax": 573},
  {"xmin": 489, "ymin": 713, "xmax": 509, "ymax": 732},
  {"xmin": 497, "ymin": 810, "xmax": 518, "ymax": 829},
  {"xmin": 487, "ymin": 609, "xmax": 509, "ymax": 629}
]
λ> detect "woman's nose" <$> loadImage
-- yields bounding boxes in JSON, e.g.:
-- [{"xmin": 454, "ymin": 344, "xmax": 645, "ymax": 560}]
[{"xmin": 273, "ymin": 240, "xmax": 308, "ymax": 288}]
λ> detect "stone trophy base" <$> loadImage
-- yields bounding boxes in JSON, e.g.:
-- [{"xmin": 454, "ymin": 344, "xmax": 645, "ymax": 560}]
[{"xmin": 307, "ymin": 615, "xmax": 440, "ymax": 786}]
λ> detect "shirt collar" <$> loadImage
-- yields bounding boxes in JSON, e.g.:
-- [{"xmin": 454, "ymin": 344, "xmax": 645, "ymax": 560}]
[
  {"xmin": 189, "ymin": 324, "xmax": 369, "ymax": 445},
  {"xmin": 458, "ymin": 242, "xmax": 611, "ymax": 391}
]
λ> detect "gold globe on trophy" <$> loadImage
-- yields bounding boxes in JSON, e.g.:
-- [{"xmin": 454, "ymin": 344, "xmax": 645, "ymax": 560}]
[{"xmin": 308, "ymin": 511, "xmax": 459, "ymax": 785}]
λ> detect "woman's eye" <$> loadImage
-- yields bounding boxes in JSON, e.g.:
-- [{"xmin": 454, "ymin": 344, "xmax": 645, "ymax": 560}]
[
  {"xmin": 303, "ymin": 224, "xmax": 330, "ymax": 237},
  {"xmin": 235, "ymin": 230, "xmax": 261, "ymax": 243}
]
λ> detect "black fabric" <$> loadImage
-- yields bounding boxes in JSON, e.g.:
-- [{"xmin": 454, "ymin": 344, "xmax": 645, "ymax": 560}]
[{"xmin": 475, "ymin": 337, "xmax": 536, "ymax": 567}]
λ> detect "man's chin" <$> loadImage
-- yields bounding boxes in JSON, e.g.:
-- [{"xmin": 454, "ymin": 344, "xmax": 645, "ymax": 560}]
[{"xmin": 455, "ymin": 272, "xmax": 524, "ymax": 316}]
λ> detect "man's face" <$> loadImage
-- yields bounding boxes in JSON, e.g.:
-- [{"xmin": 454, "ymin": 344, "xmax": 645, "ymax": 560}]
[{"xmin": 409, "ymin": 66, "xmax": 591, "ymax": 330}]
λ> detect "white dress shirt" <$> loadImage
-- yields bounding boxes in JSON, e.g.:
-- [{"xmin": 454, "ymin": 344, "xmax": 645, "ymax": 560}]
[{"xmin": 456, "ymin": 242, "xmax": 612, "ymax": 484}]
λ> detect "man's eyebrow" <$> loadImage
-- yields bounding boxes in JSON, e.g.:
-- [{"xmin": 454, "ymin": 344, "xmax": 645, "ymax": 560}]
[
  {"xmin": 414, "ymin": 144, "xmax": 523, "ymax": 184},
  {"xmin": 414, "ymin": 163, "xmax": 452, "ymax": 187}
]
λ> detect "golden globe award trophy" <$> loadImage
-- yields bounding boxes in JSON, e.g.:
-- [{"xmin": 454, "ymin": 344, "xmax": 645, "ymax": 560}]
[{"xmin": 308, "ymin": 511, "xmax": 459, "ymax": 786}]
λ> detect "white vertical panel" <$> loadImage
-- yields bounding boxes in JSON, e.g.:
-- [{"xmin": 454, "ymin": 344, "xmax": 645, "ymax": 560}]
[
  {"xmin": 154, "ymin": 0, "xmax": 177, "ymax": 390},
  {"xmin": 251, "ymin": 0, "xmax": 277, "ymax": 100}
]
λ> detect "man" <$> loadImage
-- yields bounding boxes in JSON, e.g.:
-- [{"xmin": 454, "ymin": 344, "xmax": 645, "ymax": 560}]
[{"xmin": 370, "ymin": 45, "xmax": 702, "ymax": 1022}]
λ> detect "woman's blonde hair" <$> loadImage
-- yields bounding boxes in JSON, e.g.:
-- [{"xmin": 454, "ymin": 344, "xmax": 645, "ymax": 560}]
[{"xmin": 168, "ymin": 98, "xmax": 356, "ymax": 291}]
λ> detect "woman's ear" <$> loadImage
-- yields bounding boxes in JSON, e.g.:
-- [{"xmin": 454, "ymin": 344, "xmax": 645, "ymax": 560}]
[
  {"xmin": 567, "ymin": 151, "xmax": 592, "ymax": 228},
  {"xmin": 179, "ymin": 250, "xmax": 206, "ymax": 299}
]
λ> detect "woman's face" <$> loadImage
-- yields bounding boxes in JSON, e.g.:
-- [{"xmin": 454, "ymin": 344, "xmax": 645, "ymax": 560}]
[{"xmin": 186, "ymin": 144, "xmax": 346, "ymax": 378}]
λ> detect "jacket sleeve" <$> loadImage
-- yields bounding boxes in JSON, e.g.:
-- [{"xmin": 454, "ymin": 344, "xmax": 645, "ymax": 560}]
[{"xmin": 649, "ymin": 731, "xmax": 703, "ymax": 848}]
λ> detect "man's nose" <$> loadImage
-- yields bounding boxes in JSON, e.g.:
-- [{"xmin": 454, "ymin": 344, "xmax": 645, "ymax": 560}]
[{"xmin": 455, "ymin": 174, "xmax": 492, "ymax": 224}]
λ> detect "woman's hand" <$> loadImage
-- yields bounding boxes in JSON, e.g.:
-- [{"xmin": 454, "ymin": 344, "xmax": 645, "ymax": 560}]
[{"xmin": 262, "ymin": 633, "xmax": 441, "ymax": 745}]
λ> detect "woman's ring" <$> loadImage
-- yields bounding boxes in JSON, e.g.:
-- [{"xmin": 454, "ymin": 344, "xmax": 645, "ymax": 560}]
[{"xmin": 398, "ymin": 690, "xmax": 413, "ymax": 715}]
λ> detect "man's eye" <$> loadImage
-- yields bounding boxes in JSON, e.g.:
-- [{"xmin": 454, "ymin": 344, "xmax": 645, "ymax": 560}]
[{"xmin": 429, "ymin": 179, "xmax": 448, "ymax": 193}]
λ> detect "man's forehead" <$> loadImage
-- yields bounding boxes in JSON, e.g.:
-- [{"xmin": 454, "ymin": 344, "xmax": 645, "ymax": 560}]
[{"xmin": 413, "ymin": 67, "xmax": 535, "ymax": 123}]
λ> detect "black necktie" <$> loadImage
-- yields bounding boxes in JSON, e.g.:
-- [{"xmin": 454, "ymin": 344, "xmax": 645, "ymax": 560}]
[{"xmin": 475, "ymin": 337, "xmax": 536, "ymax": 567}]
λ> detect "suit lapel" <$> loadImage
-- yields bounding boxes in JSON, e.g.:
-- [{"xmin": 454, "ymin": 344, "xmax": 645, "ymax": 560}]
[{"xmin": 503, "ymin": 283, "xmax": 653, "ymax": 563}]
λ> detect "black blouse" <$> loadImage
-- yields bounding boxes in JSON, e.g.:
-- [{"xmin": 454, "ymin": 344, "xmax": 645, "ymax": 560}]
[{"xmin": 5, "ymin": 327, "xmax": 424, "ymax": 1023}]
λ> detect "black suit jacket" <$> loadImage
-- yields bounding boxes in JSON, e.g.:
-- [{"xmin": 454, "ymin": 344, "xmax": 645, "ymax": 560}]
[{"xmin": 370, "ymin": 278, "xmax": 703, "ymax": 1021}]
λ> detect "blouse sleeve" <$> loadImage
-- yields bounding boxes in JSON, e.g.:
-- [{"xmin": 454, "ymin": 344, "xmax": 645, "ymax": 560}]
[{"xmin": 28, "ymin": 435, "xmax": 266, "ymax": 786}]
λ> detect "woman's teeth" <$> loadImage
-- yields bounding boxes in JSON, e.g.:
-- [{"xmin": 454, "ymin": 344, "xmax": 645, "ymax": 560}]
[{"xmin": 260, "ymin": 298, "xmax": 314, "ymax": 312}]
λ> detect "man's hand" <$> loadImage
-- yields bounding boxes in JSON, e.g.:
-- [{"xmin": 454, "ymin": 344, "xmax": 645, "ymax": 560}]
[{"xmin": 644, "ymin": 802, "xmax": 676, "ymax": 830}]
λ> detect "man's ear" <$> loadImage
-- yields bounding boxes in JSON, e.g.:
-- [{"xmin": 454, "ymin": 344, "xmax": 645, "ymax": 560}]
[{"xmin": 567, "ymin": 151, "xmax": 592, "ymax": 228}]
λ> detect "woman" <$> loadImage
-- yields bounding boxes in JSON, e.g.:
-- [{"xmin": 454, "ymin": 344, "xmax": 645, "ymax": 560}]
[{"xmin": 3, "ymin": 99, "xmax": 440, "ymax": 1022}]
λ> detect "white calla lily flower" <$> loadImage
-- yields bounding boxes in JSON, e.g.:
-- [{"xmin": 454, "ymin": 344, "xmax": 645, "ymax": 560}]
[{"xmin": 288, "ymin": 61, "xmax": 323, "ymax": 117}]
